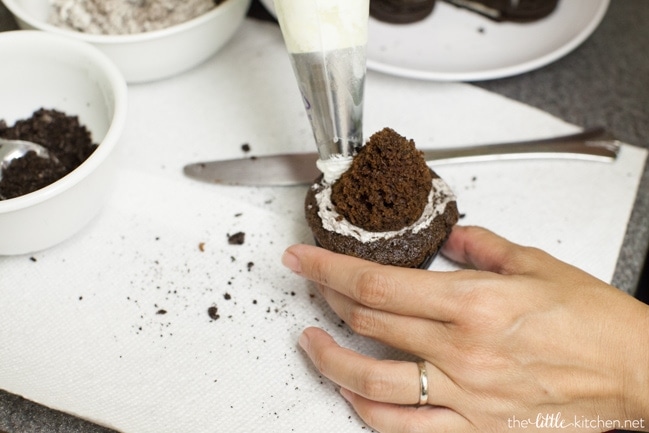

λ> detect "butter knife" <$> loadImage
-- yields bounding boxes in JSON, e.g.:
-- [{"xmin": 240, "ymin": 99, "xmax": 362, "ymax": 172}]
[{"xmin": 183, "ymin": 127, "xmax": 619, "ymax": 186}]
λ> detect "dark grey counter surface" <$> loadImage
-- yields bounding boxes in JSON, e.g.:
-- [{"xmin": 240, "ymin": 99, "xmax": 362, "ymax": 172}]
[{"xmin": 1, "ymin": 0, "xmax": 648, "ymax": 431}]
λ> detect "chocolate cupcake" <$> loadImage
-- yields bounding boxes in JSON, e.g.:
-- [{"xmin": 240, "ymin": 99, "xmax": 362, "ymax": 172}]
[
  {"xmin": 370, "ymin": 0, "xmax": 437, "ymax": 24},
  {"xmin": 443, "ymin": 0, "xmax": 560, "ymax": 22},
  {"xmin": 305, "ymin": 128, "xmax": 459, "ymax": 268}
]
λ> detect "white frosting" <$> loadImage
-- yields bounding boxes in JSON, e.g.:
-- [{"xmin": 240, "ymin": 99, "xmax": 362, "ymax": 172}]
[
  {"xmin": 314, "ymin": 178, "xmax": 456, "ymax": 243},
  {"xmin": 316, "ymin": 155, "xmax": 353, "ymax": 184},
  {"xmin": 274, "ymin": 0, "xmax": 369, "ymax": 53}
]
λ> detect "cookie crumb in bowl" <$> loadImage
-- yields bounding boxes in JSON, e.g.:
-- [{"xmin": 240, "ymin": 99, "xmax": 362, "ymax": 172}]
[
  {"xmin": 0, "ymin": 30, "xmax": 127, "ymax": 255},
  {"xmin": 0, "ymin": 108, "xmax": 97, "ymax": 200},
  {"xmin": 3, "ymin": 0, "xmax": 252, "ymax": 82},
  {"xmin": 49, "ymin": 0, "xmax": 222, "ymax": 35}
]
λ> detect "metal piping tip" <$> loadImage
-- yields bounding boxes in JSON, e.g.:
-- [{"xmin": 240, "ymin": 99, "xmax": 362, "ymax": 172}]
[{"xmin": 274, "ymin": 0, "xmax": 369, "ymax": 162}]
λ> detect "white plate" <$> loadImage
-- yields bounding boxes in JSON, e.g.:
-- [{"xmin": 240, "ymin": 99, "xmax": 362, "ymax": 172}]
[
  {"xmin": 258, "ymin": 0, "xmax": 609, "ymax": 82},
  {"xmin": 367, "ymin": 0, "xmax": 609, "ymax": 81}
]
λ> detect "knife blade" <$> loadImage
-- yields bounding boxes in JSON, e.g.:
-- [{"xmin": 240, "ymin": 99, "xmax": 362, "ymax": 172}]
[{"xmin": 183, "ymin": 127, "xmax": 620, "ymax": 186}]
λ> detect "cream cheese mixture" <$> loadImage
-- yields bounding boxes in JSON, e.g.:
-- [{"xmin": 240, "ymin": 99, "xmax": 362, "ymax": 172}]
[
  {"xmin": 314, "ymin": 178, "xmax": 456, "ymax": 243},
  {"xmin": 274, "ymin": 0, "xmax": 369, "ymax": 53}
]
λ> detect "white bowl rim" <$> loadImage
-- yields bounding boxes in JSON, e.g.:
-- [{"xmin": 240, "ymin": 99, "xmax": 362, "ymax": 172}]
[
  {"xmin": 2, "ymin": 0, "xmax": 248, "ymax": 44},
  {"xmin": 0, "ymin": 30, "xmax": 128, "ymax": 213}
]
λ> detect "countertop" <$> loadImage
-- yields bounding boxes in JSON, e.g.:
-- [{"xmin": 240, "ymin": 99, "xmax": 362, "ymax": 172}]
[{"xmin": 0, "ymin": 0, "xmax": 647, "ymax": 431}]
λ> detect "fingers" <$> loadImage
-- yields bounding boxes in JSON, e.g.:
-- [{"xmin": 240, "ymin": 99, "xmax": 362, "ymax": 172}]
[
  {"xmin": 340, "ymin": 390, "xmax": 467, "ymax": 433},
  {"xmin": 282, "ymin": 226, "xmax": 540, "ymax": 351},
  {"xmin": 441, "ymin": 225, "xmax": 543, "ymax": 275},
  {"xmin": 316, "ymin": 282, "xmax": 458, "ymax": 359},
  {"xmin": 299, "ymin": 327, "xmax": 458, "ymax": 407},
  {"xmin": 282, "ymin": 242, "xmax": 486, "ymax": 322}
]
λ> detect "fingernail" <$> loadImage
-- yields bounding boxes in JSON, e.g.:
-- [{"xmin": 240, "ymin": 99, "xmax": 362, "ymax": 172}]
[
  {"xmin": 340, "ymin": 388, "xmax": 353, "ymax": 402},
  {"xmin": 282, "ymin": 249, "xmax": 302, "ymax": 274},
  {"xmin": 298, "ymin": 331, "xmax": 309, "ymax": 351}
]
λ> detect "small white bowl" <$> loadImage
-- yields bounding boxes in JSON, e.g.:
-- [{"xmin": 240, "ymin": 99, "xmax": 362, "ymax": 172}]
[
  {"xmin": 2, "ymin": 0, "xmax": 251, "ymax": 83},
  {"xmin": 0, "ymin": 30, "xmax": 127, "ymax": 255}
]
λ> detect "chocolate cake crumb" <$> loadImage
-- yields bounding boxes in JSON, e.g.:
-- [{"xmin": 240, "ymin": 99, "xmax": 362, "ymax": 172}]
[
  {"xmin": 247, "ymin": 262, "xmax": 254, "ymax": 272},
  {"xmin": 241, "ymin": 143, "xmax": 251, "ymax": 153},
  {"xmin": 331, "ymin": 128, "xmax": 432, "ymax": 232},
  {"xmin": 156, "ymin": 309, "xmax": 167, "ymax": 315},
  {"xmin": 224, "ymin": 293, "xmax": 231, "ymax": 300},
  {"xmin": 228, "ymin": 232, "xmax": 245, "ymax": 245}
]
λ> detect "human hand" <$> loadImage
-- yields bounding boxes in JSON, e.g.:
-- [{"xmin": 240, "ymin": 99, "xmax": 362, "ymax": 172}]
[{"xmin": 282, "ymin": 226, "xmax": 649, "ymax": 432}]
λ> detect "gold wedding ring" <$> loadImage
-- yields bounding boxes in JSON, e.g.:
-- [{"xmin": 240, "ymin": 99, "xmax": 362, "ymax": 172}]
[{"xmin": 417, "ymin": 360, "xmax": 428, "ymax": 406}]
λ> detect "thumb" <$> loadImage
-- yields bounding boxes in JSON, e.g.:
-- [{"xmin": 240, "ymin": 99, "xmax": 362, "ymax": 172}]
[{"xmin": 441, "ymin": 226, "xmax": 532, "ymax": 275}]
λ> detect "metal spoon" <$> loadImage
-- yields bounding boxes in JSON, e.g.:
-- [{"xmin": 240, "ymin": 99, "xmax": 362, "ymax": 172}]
[{"xmin": 0, "ymin": 137, "xmax": 59, "ymax": 181}]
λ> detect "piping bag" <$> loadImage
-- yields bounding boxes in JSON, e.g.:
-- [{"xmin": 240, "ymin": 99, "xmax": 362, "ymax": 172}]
[{"xmin": 274, "ymin": 0, "xmax": 370, "ymax": 183}]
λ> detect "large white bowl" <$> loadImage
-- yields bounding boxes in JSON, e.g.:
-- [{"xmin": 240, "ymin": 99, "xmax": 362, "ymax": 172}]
[
  {"xmin": 2, "ymin": 0, "xmax": 251, "ymax": 83},
  {"xmin": 0, "ymin": 30, "xmax": 127, "ymax": 255}
]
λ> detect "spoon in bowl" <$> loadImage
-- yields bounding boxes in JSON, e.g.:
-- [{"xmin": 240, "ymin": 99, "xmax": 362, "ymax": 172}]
[{"xmin": 0, "ymin": 137, "xmax": 59, "ymax": 181}]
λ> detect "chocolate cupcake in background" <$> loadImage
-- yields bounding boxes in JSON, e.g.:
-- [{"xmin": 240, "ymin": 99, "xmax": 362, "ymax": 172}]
[
  {"xmin": 370, "ymin": 0, "xmax": 437, "ymax": 24},
  {"xmin": 305, "ymin": 128, "xmax": 459, "ymax": 269},
  {"xmin": 443, "ymin": 0, "xmax": 560, "ymax": 22}
]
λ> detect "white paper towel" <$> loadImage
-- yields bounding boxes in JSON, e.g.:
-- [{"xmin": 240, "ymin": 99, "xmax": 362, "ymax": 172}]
[{"xmin": 0, "ymin": 18, "xmax": 646, "ymax": 433}]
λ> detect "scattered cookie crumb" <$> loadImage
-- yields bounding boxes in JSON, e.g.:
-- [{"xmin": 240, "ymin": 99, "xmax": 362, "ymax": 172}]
[
  {"xmin": 199, "ymin": 242, "xmax": 205, "ymax": 252},
  {"xmin": 207, "ymin": 305, "xmax": 220, "ymax": 320},
  {"xmin": 228, "ymin": 232, "xmax": 245, "ymax": 245}
]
